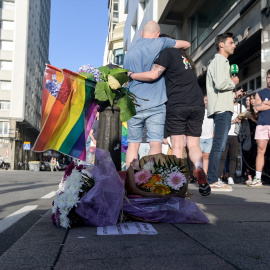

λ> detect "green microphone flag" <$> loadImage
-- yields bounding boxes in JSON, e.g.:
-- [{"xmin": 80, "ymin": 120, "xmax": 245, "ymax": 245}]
[{"xmin": 230, "ymin": 64, "xmax": 239, "ymax": 76}]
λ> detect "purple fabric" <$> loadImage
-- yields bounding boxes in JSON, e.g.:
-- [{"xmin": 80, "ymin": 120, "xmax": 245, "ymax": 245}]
[
  {"xmin": 75, "ymin": 148, "xmax": 125, "ymax": 226},
  {"xmin": 76, "ymin": 148, "xmax": 209, "ymax": 226},
  {"xmin": 123, "ymin": 197, "xmax": 209, "ymax": 224}
]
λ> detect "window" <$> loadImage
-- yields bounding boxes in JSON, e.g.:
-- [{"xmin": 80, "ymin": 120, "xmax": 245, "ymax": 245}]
[
  {"xmin": 114, "ymin": 48, "xmax": 124, "ymax": 66},
  {"xmin": 249, "ymin": 79, "xmax": 254, "ymax": 91},
  {"xmin": 139, "ymin": 0, "xmax": 150, "ymax": 11},
  {"xmin": 0, "ymin": 80, "xmax": 11, "ymax": 90},
  {"xmin": 0, "ymin": 21, "xmax": 15, "ymax": 30},
  {"xmin": 2, "ymin": 1, "xmax": 15, "ymax": 10},
  {"xmin": 0, "ymin": 61, "xmax": 12, "ymax": 70},
  {"xmin": 0, "ymin": 121, "xmax": 9, "ymax": 135},
  {"xmin": 256, "ymin": 76, "xmax": 261, "ymax": 89},
  {"xmin": 0, "ymin": 41, "xmax": 13, "ymax": 50},
  {"xmin": 0, "ymin": 100, "xmax": 10, "ymax": 110},
  {"xmin": 113, "ymin": 11, "xmax": 118, "ymax": 20},
  {"xmin": 113, "ymin": 3, "xmax": 118, "ymax": 11},
  {"xmin": 191, "ymin": 0, "xmax": 238, "ymax": 52}
]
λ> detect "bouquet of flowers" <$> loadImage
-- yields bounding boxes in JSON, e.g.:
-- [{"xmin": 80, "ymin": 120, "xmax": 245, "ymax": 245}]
[
  {"xmin": 127, "ymin": 154, "xmax": 188, "ymax": 198},
  {"xmin": 52, "ymin": 162, "xmax": 95, "ymax": 229}
]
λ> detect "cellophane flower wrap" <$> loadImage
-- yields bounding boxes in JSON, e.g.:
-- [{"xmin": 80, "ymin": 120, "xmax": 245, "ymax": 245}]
[
  {"xmin": 131, "ymin": 154, "xmax": 188, "ymax": 196},
  {"xmin": 52, "ymin": 162, "xmax": 95, "ymax": 229}
]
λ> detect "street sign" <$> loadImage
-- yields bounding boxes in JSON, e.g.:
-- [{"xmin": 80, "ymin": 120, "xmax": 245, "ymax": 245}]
[{"xmin": 24, "ymin": 141, "xmax": 31, "ymax": 150}]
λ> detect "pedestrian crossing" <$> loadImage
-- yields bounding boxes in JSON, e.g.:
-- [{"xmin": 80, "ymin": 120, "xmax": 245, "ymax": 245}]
[{"xmin": 0, "ymin": 191, "xmax": 56, "ymax": 234}]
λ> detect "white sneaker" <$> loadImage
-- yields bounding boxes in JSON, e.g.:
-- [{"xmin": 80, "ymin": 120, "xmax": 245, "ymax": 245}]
[
  {"xmin": 210, "ymin": 181, "xmax": 233, "ymax": 191},
  {"xmin": 227, "ymin": 177, "xmax": 234, "ymax": 185}
]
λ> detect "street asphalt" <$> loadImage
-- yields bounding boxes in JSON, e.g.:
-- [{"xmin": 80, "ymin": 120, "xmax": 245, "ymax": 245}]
[{"xmin": 0, "ymin": 176, "xmax": 270, "ymax": 270}]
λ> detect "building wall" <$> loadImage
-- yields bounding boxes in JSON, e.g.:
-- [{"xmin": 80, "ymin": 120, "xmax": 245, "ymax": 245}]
[
  {"xmin": 0, "ymin": 0, "xmax": 51, "ymax": 169},
  {"xmin": 103, "ymin": 0, "xmax": 127, "ymax": 66},
  {"xmin": 123, "ymin": 0, "xmax": 155, "ymax": 50}
]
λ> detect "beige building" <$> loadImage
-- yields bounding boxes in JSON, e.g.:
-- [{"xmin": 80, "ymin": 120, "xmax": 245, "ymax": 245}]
[
  {"xmin": 103, "ymin": 0, "xmax": 127, "ymax": 66},
  {"xmin": 0, "ymin": 0, "xmax": 51, "ymax": 169}
]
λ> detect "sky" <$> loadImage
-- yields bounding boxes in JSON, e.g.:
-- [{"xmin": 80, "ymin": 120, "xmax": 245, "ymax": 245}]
[{"xmin": 49, "ymin": 0, "xmax": 109, "ymax": 72}]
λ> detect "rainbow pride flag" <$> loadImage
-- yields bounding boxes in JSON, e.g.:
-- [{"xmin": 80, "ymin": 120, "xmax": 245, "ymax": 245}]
[{"xmin": 33, "ymin": 64, "xmax": 98, "ymax": 161}]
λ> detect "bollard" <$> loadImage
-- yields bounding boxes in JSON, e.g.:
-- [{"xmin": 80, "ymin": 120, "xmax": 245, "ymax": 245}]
[{"xmin": 96, "ymin": 102, "xmax": 122, "ymax": 171}]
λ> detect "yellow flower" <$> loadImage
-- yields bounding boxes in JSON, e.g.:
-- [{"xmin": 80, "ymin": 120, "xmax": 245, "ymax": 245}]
[
  {"xmin": 108, "ymin": 74, "xmax": 121, "ymax": 89},
  {"xmin": 141, "ymin": 174, "xmax": 162, "ymax": 189},
  {"xmin": 151, "ymin": 184, "xmax": 171, "ymax": 195}
]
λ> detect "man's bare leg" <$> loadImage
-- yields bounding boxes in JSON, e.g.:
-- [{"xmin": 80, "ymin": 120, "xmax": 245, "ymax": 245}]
[
  {"xmin": 126, "ymin": 142, "xmax": 140, "ymax": 168},
  {"xmin": 186, "ymin": 136, "xmax": 203, "ymax": 166},
  {"xmin": 149, "ymin": 141, "xmax": 162, "ymax": 155},
  {"xmin": 171, "ymin": 135, "xmax": 185, "ymax": 158},
  {"xmin": 186, "ymin": 136, "xmax": 211, "ymax": 196}
]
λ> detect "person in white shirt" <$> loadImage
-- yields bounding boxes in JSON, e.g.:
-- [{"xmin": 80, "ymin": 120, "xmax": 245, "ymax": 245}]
[
  {"xmin": 218, "ymin": 100, "xmax": 246, "ymax": 184},
  {"xmin": 200, "ymin": 96, "xmax": 214, "ymax": 175}
]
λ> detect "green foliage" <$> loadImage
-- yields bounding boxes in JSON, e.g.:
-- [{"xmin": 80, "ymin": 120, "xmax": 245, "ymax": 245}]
[
  {"xmin": 116, "ymin": 91, "xmax": 136, "ymax": 122},
  {"xmin": 113, "ymin": 72, "xmax": 129, "ymax": 86},
  {"xmin": 104, "ymin": 82, "xmax": 116, "ymax": 106},
  {"xmin": 94, "ymin": 81, "xmax": 108, "ymax": 101},
  {"xmin": 79, "ymin": 72, "xmax": 95, "ymax": 80},
  {"xmin": 97, "ymin": 66, "xmax": 110, "ymax": 80},
  {"xmin": 94, "ymin": 67, "xmax": 137, "ymax": 122}
]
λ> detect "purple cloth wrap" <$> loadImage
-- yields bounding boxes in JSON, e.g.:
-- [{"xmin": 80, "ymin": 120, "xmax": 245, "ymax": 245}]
[
  {"xmin": 75, "ymin": 149, "xmax": 125, "ymax": 226},
  {"xmin": 123, "ymin": 197, "xmax": 209, "ymax": 224}
]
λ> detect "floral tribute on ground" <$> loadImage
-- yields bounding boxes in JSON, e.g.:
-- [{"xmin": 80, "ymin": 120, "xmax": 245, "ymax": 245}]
[
  {"xmin": 131, "ymin": 156, "xmax": 187, "ymax": 196},
  {"xmin": 52, "ymin": 162, "xmax": 95, "ymax": 229},
  {"xmin": 52, "ymin": 150, "xmax": 210, "ymax": 229}
]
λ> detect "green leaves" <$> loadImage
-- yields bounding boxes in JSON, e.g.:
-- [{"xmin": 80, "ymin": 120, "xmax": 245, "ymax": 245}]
[
  {"xmin": 94, "ymin": 81, "xmax": 108, "ymax": 101},
  {"xmin": 104, "ymin": 82, "xmax": 116, "ymax": 106},
  {"xmin": 113, "ymin": 72, "xmax": 129, "ymax": 86},
  {"xmin": 116, "ymin": 92, "xmax": 136, "ymax": 122},
  {"xmin": 94, "ymin": 66, "xmax": 136, "ymax": 122},
  {"xmin": 109, "ymin": 68, "xmax": 128, "ymax": 76},
  {"xmin": 79, "ymin": 72, "xmax": 94, "ymax": 80},
  {"xmin": 97, "ymin": 66, "xmax": 110, "ymax": 80}
]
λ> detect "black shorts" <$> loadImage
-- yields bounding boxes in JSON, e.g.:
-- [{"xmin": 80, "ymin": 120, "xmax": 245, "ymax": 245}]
[{"xmin": 166, "ymin": 105, "xmax": 204, "ymax": 137}]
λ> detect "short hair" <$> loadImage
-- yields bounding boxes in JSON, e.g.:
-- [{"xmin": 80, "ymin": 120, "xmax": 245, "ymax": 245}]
[
  {"xmin": 215, "ymin": 32, "xmax": 234, "ymax": 51},
  {"xmin": 267, "ymin": 69, "xmax": 270, "ymax": 76}
]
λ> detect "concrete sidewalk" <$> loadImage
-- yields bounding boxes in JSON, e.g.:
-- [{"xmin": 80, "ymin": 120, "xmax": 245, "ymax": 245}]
[{"xmin": 0, "ymin": 182, "xmax": 270, "ymax": 270}]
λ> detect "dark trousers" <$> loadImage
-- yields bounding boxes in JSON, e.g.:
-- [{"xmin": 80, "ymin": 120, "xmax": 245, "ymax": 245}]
[
  {"xmin": 218, "ymin": 135, "xmax": 240, "ymax": 178},
  {"xmin": 208, "ymin": 111, "xmax": 232, "ymax": 184}
]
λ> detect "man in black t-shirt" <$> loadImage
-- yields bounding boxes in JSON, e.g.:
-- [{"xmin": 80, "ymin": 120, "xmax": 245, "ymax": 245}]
[{"xmin": 128, "ymin": 36, "xmax": 210, "ymax": 196}]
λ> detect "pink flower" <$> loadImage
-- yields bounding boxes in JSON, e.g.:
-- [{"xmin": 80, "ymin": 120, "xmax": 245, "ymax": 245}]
[
  {"xmin": 134, "ymin": 169, "xmax": 152, "ymax": 185},
  {"xmin": 167, "ymin": 171, "xmax": 186, "ymax": 190}
]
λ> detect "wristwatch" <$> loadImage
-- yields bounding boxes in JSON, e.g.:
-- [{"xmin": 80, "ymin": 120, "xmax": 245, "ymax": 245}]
[{"xmin": 128, "ymin": 72, "xmax": 134, "ymax": 80}]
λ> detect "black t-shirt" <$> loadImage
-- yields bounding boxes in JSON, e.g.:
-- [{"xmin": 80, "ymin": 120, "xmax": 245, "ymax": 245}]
[{"xmin": 155, "ymin": 48, "xmax": 204, "ymax": 108}]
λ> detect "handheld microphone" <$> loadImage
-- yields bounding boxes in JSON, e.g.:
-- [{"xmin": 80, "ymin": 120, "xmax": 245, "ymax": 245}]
[{"xmin": 230, "ymin": 64, "xmax": 239, "ymax": 77}]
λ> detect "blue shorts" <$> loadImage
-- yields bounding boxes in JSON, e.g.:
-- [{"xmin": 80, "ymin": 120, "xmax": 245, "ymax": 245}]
[
  {"xmin": 200, "ymin": 138, "xmax": 213, "ymax": 153},
  {"xmin": 127, "ymin": 104, "xmax": 166, "ymax": 143}
]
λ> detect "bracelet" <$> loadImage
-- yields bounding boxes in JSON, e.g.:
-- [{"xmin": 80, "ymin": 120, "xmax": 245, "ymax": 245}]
[{"xmin": 129, "ymin": 72, "xmax": 134, "ymax": 80}]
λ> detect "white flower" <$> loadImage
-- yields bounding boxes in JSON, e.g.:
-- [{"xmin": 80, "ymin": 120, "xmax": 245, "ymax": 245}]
[
  {"xmin": 59, "ymin": 206, "xmax": 69, "ymax": 215},
  {"xmin": 55, "ymin": 193, "xmax": 67, "ymax": 209},
  {"xmin": 143, "ymin": 161, "xmax": 155, "ymax": 173},
  {"xmin": 52, "ymin": 203, "xmax": 57, "ymax": 214},
  {"xmin": 60, "ymin": 214, "xmax": 70, "ymax": 229},
  {"xmin": 65, "ymin": 192, "xmax": 79, "ymax": 208}
]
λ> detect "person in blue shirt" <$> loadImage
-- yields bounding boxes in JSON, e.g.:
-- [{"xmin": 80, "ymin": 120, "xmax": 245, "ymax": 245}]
[
  {"xmin": 124, "ymin": 21, "xmax": 190, "ymax": 167},
  {"xmin": 248, "ymin": 70, "xmax": 270, "ymax": 187}
]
